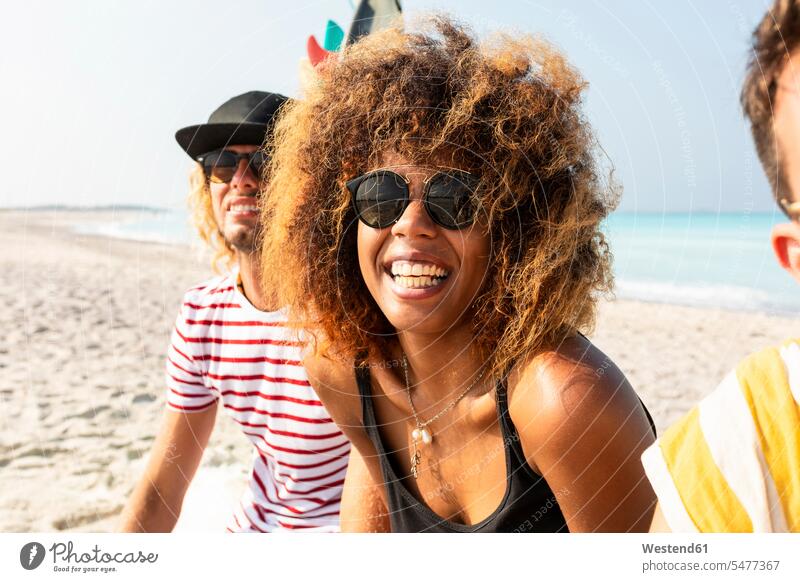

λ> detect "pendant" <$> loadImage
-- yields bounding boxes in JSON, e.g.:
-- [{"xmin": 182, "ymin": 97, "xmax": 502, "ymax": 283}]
[
  {"xmin": 411, "ymin": 427, "xmax": 433, "ymax": 445},
  {"xmin": 410, "ymin": 449, "xmax": 421, "ymax": 479},
  {"xmin": 409, "ymin": 426, "xmax": 431, "ymax": 480}
]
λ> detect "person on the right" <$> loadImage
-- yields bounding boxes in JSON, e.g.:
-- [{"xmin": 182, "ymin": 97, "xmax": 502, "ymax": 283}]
[{"xmin": 642, "ymin": 0, "xmax": 800, "ymax": 533}]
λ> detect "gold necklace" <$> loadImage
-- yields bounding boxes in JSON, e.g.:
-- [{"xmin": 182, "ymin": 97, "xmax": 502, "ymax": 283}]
[{"xmin": 402, "ymin": 353, "xmax": 487, "ymax": 479}]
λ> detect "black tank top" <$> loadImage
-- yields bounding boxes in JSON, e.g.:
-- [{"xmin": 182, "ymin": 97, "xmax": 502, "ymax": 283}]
[
  {"xmin": 356, "ymin": 365, "xmax": 657, "ymax": 533},
  {"xmin": 356, "ymin": 364, "xmax": 568, "ymax": 532}
]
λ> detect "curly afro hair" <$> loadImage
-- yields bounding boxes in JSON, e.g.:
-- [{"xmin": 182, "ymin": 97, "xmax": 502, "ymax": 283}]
[{"xmin": 259, "ymin": 15, "xmax": 618, "ymax": 378}]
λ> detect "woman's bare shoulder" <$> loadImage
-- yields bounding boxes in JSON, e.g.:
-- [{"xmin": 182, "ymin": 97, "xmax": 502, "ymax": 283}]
[
  {"xmin": 304, "ymin": 350, "xmax": 358, "ymax": 394},
  {"xmin": 508, "ymin": 335, "xmax": 656, "ymax": 532},
  {"xmin": 304, "ymin": 350, "xmax": 364, "ymax": 430},
  {"xmin": 508, "ymin": 334, "xmax": 642, "ymax": 432}
]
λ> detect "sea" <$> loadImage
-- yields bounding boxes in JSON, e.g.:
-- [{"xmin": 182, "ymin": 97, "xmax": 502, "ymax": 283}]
[{"xmin": 75, "ymin": 209, "xmax": 799, "ymax": 315}]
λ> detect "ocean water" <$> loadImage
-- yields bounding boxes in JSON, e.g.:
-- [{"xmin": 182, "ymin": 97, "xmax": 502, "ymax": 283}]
[
  {"xmin": 74, "ymin": 209, "xmax": 194, "ymax": 246},
  {"xmin": 77, "ymin": 209, "xmax": 799, "ymax": 314},
  {"xmin": 605, "ymin": 212, "xmax": 797, "ymax": 313}
]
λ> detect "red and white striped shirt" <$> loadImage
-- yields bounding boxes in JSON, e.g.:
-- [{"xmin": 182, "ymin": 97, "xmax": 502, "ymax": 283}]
[{"xmin": 165, "ymin": 272, "xmax": 349, "ymax": 532}]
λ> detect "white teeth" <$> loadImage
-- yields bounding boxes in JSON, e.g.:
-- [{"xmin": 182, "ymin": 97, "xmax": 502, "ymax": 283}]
[
  {"xmin": 395, "ymin": 276, "xmax": 436, "ymax": 289},
  {"xmin": 230, "ymin": 205, "xmax": 257, "ymax": 212},
  {"xmin": 389, "ymin": 261, "xmax": 449, "ymax": 289},
  {"xmin": 390, "ymin": 261, "xmax": 449, "ymax": 279}
]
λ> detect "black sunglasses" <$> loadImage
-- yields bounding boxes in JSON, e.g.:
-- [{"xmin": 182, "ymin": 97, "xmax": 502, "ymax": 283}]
[
  {"xmin": 346, "ymin": 169, "xmax": 480, "ymax": 230},
  {"xmin": 196, "ymin": 149, "xmax": 268, "ymax": 184}
]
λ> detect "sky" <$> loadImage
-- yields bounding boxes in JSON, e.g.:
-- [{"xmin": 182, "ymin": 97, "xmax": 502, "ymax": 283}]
[{"xmin": 0, "ymin": 0, "xmax": 777, "ymax": 212}]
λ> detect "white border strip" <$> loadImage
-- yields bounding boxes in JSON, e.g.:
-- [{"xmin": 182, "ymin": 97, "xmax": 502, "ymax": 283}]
[{"xmin": 641, "ymin": 442, "xmax": 698, "ymax": 532}]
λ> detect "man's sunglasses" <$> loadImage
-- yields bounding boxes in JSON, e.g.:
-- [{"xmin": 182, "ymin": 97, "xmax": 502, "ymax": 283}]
[
  {"xmin": 346, "ymin": 169, "xmax": 480, "ymax": 230},
  {"xmin": 196, "ymin": 149, "xmax": 268, "ymax": 184}
]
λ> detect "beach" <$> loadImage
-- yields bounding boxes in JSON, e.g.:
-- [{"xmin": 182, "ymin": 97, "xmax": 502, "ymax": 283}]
[
  {"xmin": 0, "ymin": 211, "xmax": 249, "ymax": 532},
  {"xmin": 2, "ymin": 209, "xmax": 799, "ymax": 533}
]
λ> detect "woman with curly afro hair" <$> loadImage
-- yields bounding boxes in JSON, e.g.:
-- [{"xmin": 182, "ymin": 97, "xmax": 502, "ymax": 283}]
[{"xmin": 259, "ymin": 15, "xmax": 657, "ymax": 532}]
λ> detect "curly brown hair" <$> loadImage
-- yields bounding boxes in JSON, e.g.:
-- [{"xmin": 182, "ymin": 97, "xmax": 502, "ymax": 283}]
[
  {"xmin": 260, "ymin": 15, "xmax": 617, "ymax": 378},
  {"xmin": 742, "ymin": 0, "xmax": 800, "ymax": 208}
]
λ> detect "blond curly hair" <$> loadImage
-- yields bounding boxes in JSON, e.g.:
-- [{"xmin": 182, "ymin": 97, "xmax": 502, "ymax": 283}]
[
  {"xmin": 260, "ymin": 15, "xmax": 618, "ymax": 378},
  {"xmin": 186, "ymin": 163, "xmax": 235, "ymax": 272}
]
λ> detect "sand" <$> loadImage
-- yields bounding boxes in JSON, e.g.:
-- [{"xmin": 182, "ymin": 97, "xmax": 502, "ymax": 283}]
[
  {"xmin": 0, "ymin": 211, "xmax": 249, "ymax": 532},
  {"xmin": 2, "ymin": 210, "xmax": 798, "ymax": 532}
]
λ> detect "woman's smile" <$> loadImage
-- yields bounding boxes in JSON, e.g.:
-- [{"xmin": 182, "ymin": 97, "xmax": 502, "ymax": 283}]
[{"xmin": 383, "ymin": 254, "xmax": 452, "ymax": 299}]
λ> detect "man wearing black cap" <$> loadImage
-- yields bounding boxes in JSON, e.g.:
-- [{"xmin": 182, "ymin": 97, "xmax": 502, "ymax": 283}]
[
  {"xmin": 176, "ymin": 90, "xmax": 286, "ymax": 279},
  {"xmin": 119, "ymin": 92, "xmax": 349, "ymax": 533}
]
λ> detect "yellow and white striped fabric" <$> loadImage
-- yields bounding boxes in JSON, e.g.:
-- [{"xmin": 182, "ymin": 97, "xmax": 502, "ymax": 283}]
[{"xmin": 641, "ymin": 340, "xmax": 800, "ymax": 532}]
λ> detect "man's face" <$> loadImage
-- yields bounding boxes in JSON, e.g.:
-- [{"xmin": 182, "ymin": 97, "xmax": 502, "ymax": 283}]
[
  {"xmin": 770, "ymin": 55, "xmax": 800, "ymax": 285},
  {"xmin": 776, "ymin": 55, "xmax": 800, "ymax": 206},
  {"xmin": 207, "ymin": 144, "xmax": 261, "ymax": 254}
]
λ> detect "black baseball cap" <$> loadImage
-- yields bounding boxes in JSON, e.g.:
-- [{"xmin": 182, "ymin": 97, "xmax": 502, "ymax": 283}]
[{"xmin": 175, "ymin": 91, "xmax": 290, "ymax": 159}]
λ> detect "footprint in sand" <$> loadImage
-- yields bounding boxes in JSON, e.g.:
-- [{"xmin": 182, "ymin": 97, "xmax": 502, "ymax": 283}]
[
  {"xmin": 15, "ymin": 445, "xmax": 70, "ymax": 459},
  {"xmin": 131, "ymin": 393, "xmax": 156, "ymax": 405},
  {"xmin": 52, "ymin": 506, "xmax": 122, "ymax": 531},
  {"xmin": 67, "ymin": 405, "xmax": 111, "ymax": 420}
]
